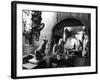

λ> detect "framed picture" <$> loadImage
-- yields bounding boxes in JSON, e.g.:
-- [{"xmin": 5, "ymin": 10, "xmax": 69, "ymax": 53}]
[{"xmin": 11, "ymin": 1, "xmax": 98, "ymax": 79}]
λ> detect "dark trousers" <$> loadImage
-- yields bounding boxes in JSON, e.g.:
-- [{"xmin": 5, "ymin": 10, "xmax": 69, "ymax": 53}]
[{"xmin": 49, "ymin": 54, "xmax": 69, "ymax": 67}]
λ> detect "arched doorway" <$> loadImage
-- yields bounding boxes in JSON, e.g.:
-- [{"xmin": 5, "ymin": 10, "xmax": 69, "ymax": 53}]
[{"xmin": 51, "ymin": 17, "xmax": 86, "ymax": 44}]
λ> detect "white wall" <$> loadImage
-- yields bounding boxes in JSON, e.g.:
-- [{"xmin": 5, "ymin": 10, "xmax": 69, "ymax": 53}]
[
  {"xmin": 40, "ymin": 12, "xmax": 57, "ymax": 42},
  {"xmin": 34, "ymin": 12, "xmax": 57, "ymax": 47},
  {"xmin": 0, "ymin": 0, "xmax": 99, "ymax": 80}
]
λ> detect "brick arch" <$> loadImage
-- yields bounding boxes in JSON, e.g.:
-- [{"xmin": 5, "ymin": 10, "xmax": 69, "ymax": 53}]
[
  {"xmin": 56, "ymin": 16, "xmax": 86, "ymax": 27},
  {"xmin": 56, "ymin": 13, "xmax": 90, "ymax": 28}
]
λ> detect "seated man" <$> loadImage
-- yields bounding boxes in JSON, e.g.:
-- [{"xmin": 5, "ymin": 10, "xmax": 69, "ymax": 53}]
[
  {"xmin": 29, "ymin": 39, "xmax": 48, "ymax": 68},
  {"xmin": 36, "ymin": 39, "xmax": 48, "ymax": 58},
  {"xmin": 49, "ymin": 38, "xmax": 68, "ymax": 67}
]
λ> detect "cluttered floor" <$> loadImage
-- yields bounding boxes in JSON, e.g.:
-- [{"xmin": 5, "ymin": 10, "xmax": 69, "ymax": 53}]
[{"xmin": 23, "ymin": 44, "xmax": 90, "ymax": 69}]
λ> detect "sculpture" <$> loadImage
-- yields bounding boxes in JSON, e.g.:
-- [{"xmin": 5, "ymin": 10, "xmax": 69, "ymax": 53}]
[
  {"xmin": 23, "ymin": 10, "xmax": 45, "ymax": 45},
  {"xmin": 31, "ymin": 11, "xmax": 45, "ymax": 41}
]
